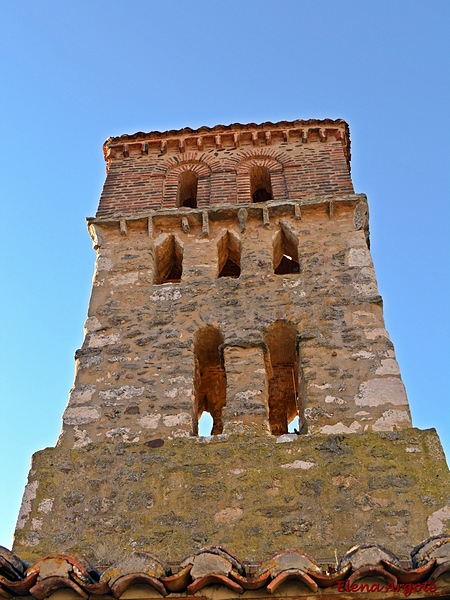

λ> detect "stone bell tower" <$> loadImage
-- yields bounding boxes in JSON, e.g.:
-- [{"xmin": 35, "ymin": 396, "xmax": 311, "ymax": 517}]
[
  {"xmin": 12, "ymin": 119, "xmax": 449, "ymax": 575},
  {"xmin": 56, "ymin": 118, "xmax": 411, "ymax": 446}
]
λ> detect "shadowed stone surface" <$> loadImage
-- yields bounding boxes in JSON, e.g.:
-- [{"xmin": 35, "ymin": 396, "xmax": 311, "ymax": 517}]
[{"xmin": 14, "ymin": 429, "xmax": 450, "ymax": 565}]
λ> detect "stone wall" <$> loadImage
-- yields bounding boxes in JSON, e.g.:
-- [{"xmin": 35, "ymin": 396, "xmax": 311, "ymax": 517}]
[
  {"xmin": 13, "ymin": 429, "xmax": 450, "ymax": 565},
  {"xmin": 59, "ymin": 194, "xmax": 410, "ymax": 449}
]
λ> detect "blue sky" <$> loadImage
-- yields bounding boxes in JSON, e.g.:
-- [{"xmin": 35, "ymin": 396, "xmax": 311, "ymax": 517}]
[{"xmin": 1, "ymin": 1, "xmax": 449, "ymax": 549}]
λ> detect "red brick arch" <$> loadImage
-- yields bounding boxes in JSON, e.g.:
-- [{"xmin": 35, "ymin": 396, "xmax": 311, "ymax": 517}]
[
  {"xmin": 164, "ymin": 161, "xmax": 212, "ymax": 208},
  {"xmin": 235, "ymin": 155, "xmax": 287, "ymax": 204}
]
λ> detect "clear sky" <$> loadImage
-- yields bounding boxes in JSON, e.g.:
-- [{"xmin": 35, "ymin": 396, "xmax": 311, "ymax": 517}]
[{"xmin": 1, "ymin": 1, "xmax": 449, "ymax": 550}]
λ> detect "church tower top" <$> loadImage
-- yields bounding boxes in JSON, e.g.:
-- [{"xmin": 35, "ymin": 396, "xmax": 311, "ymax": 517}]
[{"xmin": 96, "ymin": 118, "xmax": 352, "ymax": 219}]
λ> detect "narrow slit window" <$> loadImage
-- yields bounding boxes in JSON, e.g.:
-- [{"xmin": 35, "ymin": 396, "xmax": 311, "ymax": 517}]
[
  {"xmin": 265, "ymin": 321, "xmax": 302, "ymax": 436},
  {"xmin": 155, "ymin": 235, "xmax": 183, "ymax": 284},
  {"xmin": 250, "ymin": 166, "xmax": 273, "ymax": 203},
  {"xmin": 177, "ymin": 170, "xmax": 198, "ymax": 208},
  {"xmin": 273, "ymin": 229, "xmax": 299, "ymax": 274},
  {"xmin": 218, "ymin": 231, "xmax": 241, "ymax": 278},
  {"xmin": 194, "ymin": 327, "xmax": 226, "ymax": 435}
]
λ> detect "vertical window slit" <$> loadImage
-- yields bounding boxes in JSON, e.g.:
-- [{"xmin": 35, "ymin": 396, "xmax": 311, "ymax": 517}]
[
  {"xmin": 265, "ymin": 321, "xmax": 302, "ymax": 436},
  {"xmin": 178, "ymin": 170, "xmax": 198, "ymax": 208},
  {"xmin": 218, "ymin": 231, "xmax": 241, "ymax": 278},
  {"xmin": 194, "ymin": 327, "xmax": 226, "ymax": 435},
  {"xmin": 250, "ymin": 166, "xmax": 273, "ymax": 203},
  {"xmin": 273, "ymin": 229, "xmax": 299, "ymax": 274},
  {"xmin": 155, "ymin": 235, "xmax": 183, "ymax": 284}
]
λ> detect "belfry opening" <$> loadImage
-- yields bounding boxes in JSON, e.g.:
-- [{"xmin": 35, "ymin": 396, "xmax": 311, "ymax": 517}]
[
  {"xmin": 193, "ymin": 326, "xmax": 226, "ymax": 435},
  {"xmin": 250, "ymin": 165, "xmax": 273, "ymax": 203},
  {"xmin": 265, "ymin": 321, "xmax": 301, "ymax": 436},
  {"xmin": 177, "ymin": 170, "xmax": 198, "ymax": 208}
]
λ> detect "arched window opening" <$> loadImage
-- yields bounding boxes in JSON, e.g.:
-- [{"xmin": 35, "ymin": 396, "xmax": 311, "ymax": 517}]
[
  {"xmin": 273, "ymin": 229, "xmax": 299, "ymax": 275},
  {"xmin": 194, "ymin": 327, "xmax": 226, "ymax": 435},
  {"xmin": 155, "ymin": 235, "xmax": 183, "ymax": 284},
  {"xmin": 250, "ymin": 166, "xmax": 273, "ymax": 203},
  {"xmin": 265, "ymin": 321, "xmax": 301, "ymax": 436},
  {"xmin": 218, "ymin": 231, "xmax": 241, "ymax": 278},
  {"xmin": 177, "ymin": 170, "xmax": 198, "ymax": 208}
]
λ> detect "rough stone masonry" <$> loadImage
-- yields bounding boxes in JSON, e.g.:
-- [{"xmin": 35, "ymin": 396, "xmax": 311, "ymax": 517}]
[{"xmin": 13, "ymin": 118, "xmax": 449, "ymax": 566}]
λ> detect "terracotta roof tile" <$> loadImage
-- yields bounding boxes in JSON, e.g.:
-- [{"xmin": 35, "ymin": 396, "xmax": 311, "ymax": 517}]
[
  {"xmin": 1, "ymin": 537, "xmax": 449, "ymax": 598},
  {"xmin": 104, "ymin": 118, "xmax": 349, "ymax": 146}
]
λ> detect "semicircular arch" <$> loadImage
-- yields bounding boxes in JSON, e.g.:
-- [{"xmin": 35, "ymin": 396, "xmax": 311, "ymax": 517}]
[
  {"xmin": 236, "ymin": 155, "xmax": 284, "ymax": 175},
  {"xmin": 235, "ymin": 155, "xmax": 287, "ymax": 203},
  {"xmin": 163, "ymin": 160, "xmax": 211, "ymax": 208}
]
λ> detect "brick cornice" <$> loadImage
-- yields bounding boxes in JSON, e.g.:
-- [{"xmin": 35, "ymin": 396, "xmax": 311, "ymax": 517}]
[{"xmin": 103, "ymin": 118, "xmax": 350, "ymax": 166}]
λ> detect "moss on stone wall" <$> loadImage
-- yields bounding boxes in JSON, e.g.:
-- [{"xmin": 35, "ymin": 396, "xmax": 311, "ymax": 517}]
[{"xmin": 13, "ymin": 428, "xmax": 449, "ymax": 565}]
